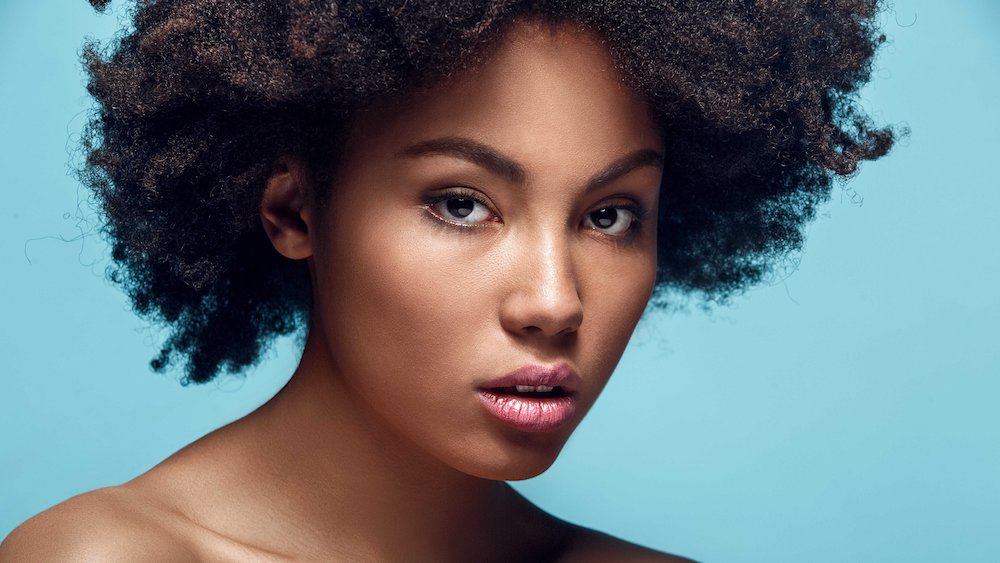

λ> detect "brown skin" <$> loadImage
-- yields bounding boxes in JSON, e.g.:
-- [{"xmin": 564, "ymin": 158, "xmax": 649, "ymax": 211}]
[{"xmin": 1, "ymin": 22, "xmax": 692, "ymax": 562}]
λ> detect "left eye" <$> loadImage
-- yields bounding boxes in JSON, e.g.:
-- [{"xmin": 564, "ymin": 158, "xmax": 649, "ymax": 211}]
[
  {"xmin": 428, "ymin": 196, "xmax": 494, "ymax": 225},
  {"xmin": 583, "ymin": 206, "xmax": 637, "ymax": 236}
]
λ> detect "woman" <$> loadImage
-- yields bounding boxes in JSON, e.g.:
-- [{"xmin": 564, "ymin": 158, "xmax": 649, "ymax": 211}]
[{"xmin": 0, "ymin": 0, "xmax": 895, "ymax": 560}]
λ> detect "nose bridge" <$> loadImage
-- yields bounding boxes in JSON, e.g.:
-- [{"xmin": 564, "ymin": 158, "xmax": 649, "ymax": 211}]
[
  {"xmin": 502, "ymin": 224, "xmax": 583, "ymax": 337},
  {"xmin": 535, "ymin": 229, "xmax": 574, "ymax": 306}
]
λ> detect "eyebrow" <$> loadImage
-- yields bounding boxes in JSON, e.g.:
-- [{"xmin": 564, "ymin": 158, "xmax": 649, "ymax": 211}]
[
  {"xmin": 398, "ymin": 137, "xmax": 527, "ymax": 184},
  {"xmin": 584, "ymin": 149, "xmax": 664, "ymax": 192},
  {"xmin": 397, "ymin": 136, "xmax": 663, "ymax": 192}
]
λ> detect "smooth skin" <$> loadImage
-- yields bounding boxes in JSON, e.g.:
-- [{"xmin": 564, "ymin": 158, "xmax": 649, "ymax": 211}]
[{"xmin": 1, "ymin": 21, "xmax": 691, "ymax": 562}]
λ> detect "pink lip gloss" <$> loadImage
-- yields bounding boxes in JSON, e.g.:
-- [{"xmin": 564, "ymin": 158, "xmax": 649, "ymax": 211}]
[
  {"xmin": 477, "ymin": 364, "xmax": 581, "ymax": 432},
  {"xmin": 477, "ymin": 391, "xmax": 578, "ymax": 432}
]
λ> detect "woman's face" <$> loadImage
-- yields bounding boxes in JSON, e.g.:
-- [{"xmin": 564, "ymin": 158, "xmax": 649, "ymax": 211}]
[{"xmin": 306, "ymin": 21, "xmax": 663, "ymax": 480}]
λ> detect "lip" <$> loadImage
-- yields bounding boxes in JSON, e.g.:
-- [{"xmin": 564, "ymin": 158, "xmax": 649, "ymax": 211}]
[
  {"xmin": 477, "ymin": 364, "xmax": 581, "ymax": 433},
  {"xmin": 478, "ymin": 363, "xmax": 581, "ymax": 393}
]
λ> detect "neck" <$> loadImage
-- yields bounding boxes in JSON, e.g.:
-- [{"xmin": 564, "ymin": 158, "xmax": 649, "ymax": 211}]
[{"xmin": 221, "ymin": 328, "xmax": 551, "ymax": 561}]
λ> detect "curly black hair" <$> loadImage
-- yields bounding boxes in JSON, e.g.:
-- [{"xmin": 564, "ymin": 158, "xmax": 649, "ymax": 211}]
[{"xmin": 81, "ymin": 0, "xmax": 896, "ymax": 384}]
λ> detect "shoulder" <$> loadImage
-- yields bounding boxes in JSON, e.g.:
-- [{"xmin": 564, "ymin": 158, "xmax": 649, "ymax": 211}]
[
  {"xmin": 561, "ymin": 527, "xmax": 698, "ymax": 563},
  {"xmin": 0, "ymin": 486, "xmax": 197, "ymax": 563}
]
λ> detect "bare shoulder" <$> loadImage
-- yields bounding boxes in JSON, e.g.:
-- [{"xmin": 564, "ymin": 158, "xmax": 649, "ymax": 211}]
[
  {"xmin": 0, "ymin": 486, "xmax": 196, "ymax": 563},
  {"xmin": 561, "ymin": 526, "xmax": 697, "ymax": 563}
]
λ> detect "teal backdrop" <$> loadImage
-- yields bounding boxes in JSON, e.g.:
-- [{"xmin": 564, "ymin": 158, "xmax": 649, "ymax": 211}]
[{"xmin": 2, "ymin": 1, "xmax": 998, "ymax": 561}]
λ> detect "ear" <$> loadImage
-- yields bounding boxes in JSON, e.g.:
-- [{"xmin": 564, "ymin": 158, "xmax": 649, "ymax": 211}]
[{"xmin": 261, "ymin": 157, "xmax": 314, "ymax": 260}]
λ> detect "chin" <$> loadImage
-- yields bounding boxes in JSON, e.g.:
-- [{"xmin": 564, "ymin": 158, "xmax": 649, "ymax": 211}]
[
  {"xmin": 451, "ymin": 433, "xmax": 571, "ymax": 482},
  {"xmin": 464, "ymin": 458, "xmax": 558, "ymax": 482}
]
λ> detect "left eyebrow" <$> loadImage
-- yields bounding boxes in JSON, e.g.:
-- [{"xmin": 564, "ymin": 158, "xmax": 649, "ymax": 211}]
[{"xmin": 583, "ymin": 149, "xmax": 664, "ymax": 193}]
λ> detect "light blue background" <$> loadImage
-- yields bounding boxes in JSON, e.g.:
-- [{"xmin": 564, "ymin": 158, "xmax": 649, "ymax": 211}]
[{"xmin": 2, "ymin": 1, "xmax": 998, "ymax": 561}]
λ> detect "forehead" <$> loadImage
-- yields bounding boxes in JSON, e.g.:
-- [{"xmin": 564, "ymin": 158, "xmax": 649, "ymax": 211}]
[{"xmin": 337, "ymin": 19, "xmax": 663, "ymax": 177}]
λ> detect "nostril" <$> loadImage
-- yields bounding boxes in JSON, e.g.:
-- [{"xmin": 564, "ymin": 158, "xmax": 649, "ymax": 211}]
[
  {"xmin": 498, "ymin": 239, "xmax": 583, "ymax": 338},
  {"xmin": 556, "ymin": 324, "xmax": 578, "ymax": 337},
  {"xmin": 501, "ymin": 290, "xmax": 583, "ymax": 338},
  {"xmin": 516, "ymin": 319, "xmax": 580, "ymax": 340}
]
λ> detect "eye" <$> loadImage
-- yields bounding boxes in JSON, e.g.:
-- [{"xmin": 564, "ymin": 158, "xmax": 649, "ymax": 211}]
[
  {"xmin": 583, "ymin": 206, "xmax": 639, "ymax": 236},
  {"xmin": 424, "ymin": 191, "xmax": 497, "ymax": 226}
]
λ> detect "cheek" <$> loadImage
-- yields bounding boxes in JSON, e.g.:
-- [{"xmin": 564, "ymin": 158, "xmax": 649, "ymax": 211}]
[
  {"xmin": 312, "ymin": 216, "xmax": 508, "ymax": 451},
  {"xmin": 578, "ymin": 245, "xmax": 657, "ymax": 372},
  {"xmin": 316, "ymin": 216, "xmax": 496, "ymax": 381}
]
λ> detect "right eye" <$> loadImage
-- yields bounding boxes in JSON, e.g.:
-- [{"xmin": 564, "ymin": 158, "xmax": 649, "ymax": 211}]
[{"xmin": 424, "ymin": 191, "xmax": 498, "ymax": 226}]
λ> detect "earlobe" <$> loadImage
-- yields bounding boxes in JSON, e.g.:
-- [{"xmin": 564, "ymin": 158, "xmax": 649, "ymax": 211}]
[{"xmin": 260, "ymin": 157, "xmax": 313, "ymax": 260}]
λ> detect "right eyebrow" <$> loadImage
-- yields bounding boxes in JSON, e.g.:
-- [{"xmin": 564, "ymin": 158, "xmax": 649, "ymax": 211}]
[{"xmin": 396, "ymin": 136, "xmax": 528, "ymax": 185}]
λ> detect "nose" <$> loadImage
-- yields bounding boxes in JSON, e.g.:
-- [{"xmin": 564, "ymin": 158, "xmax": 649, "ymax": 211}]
[{"xmin": 499, "ymin": 230, "xmax": 584, "ymax": 339}]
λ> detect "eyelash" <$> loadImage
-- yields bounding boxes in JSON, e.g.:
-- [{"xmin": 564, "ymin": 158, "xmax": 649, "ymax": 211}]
[
  {"xmin": 422, "ymin": 188, "xmax": 498, "ymax": 228},
  {"xmin": 588, "ymin": 201, "xmax": 648, "ymax": 242},
  {"xmin": 421, "ymin": 188, "xmax": 649, "ymax": 241}
]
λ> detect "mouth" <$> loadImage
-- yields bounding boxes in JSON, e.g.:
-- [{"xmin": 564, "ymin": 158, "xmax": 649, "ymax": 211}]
[
  {"xmin": 489, "ymin": 384, "xmax": 569, "ymax": 399},
  {"xmin": 477, "ymin": 364, "xmax": 581, "ymax": 432}
]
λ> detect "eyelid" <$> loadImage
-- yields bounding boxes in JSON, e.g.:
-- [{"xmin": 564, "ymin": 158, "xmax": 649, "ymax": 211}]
[
  {"xmin": 583, "ymin": 198, "xmax": 649, "ymax": 240},
  {"xmin": 422, "ymin": 187, "xmax": 501, "ymax": 227},
  {"xmin": 590, "ymin": 197, "xmax": 648, "ymax": 219}
]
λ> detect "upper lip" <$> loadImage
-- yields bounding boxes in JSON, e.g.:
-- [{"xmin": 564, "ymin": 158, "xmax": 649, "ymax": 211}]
[{"xmin": 478, "ymin": 363, "xmax": 581, "ymax": 393}]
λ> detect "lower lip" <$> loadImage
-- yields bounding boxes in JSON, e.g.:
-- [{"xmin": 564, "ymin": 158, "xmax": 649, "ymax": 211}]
[{"xmin": 477, "ymin": 391, "xmax": 578, "ymax": 433}]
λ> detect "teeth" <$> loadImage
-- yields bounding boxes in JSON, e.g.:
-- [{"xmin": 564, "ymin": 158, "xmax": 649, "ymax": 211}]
[{"xmin": 514, "ymin": 385, "xmax": 556, "ymax": 393}]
